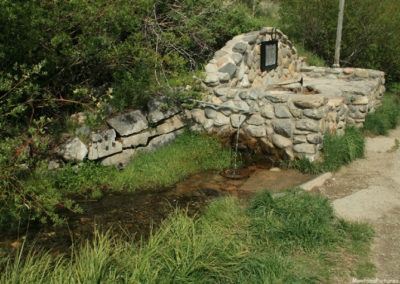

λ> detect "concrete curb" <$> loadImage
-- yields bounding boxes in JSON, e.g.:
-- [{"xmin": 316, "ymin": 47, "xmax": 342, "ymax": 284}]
[{"xmin": 299, "ymin": 172, "xmax": 333, "ymax": 191}]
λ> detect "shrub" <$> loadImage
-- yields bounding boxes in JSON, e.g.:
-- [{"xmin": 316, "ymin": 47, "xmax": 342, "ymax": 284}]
[{"xmin": 280, "ymin": 0, "xmax": 400, "ymax": 82}]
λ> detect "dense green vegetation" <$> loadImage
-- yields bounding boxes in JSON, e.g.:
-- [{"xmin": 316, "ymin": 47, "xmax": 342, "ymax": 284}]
[
  {"xmin": 280, "ymin": 0, "xmax": 400, "ymax": 82},
  {"xmin": 363, "ymin": 84, "xmax": 400, "ymax": 135},
  {"xmin": 0, "ymin": 0, "xmax": 264, "ymax": 137},
  {"xmin": 0, "ymin": 192, "xmax": 374, "ymax": 283}
]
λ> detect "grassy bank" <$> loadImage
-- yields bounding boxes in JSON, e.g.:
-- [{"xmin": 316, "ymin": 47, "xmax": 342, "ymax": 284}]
[
  {"xmin": 41, "ymin": 131, "xmax": 232, "ymax": 195},
  {"xmin": 0, "ymin": 190, "xmax": 374, "ymax": 283},
  {"xmin": 1, "ymin": 131, "xmax": 232, "ymax": 229}
]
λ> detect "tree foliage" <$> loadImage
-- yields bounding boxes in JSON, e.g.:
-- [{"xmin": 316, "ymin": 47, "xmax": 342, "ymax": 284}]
[
  {"xmin": 0, "ymin": 0, "xmax": 260, "ymax": 130},
  {"xmin": 279, "ymin": 0, "xmax": 400, "ymax": 82}
]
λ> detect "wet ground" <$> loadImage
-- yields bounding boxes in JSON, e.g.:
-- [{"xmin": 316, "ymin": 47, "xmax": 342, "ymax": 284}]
[{"xmin": 0, "ymin": 164, "xmax": 314, "ymax": 257}]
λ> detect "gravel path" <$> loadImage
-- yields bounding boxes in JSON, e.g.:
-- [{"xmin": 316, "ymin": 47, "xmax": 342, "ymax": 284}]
[{"xmin": 316, "ymin": 127, "xmax": 400, "ymax": 281}]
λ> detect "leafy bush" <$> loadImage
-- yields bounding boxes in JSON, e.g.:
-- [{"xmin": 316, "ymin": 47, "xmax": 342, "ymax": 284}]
[{"xmin": 280, "ymin": 0, "xmax": 400, "ymax": 82}]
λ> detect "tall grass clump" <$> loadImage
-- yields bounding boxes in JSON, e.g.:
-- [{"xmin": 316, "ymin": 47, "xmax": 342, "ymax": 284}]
[
  {"xmin": 288, "ymin": 126, "xmax": 365, "ymax": 174},
  {"xmin": 248, "ymin": 190, "xmax": 337, "ymax": 250},
  {"xmin": 322, "ymin": 126, "xmax": 365, "ymax": 171},
  {"xmin": 364, "ymin": 90, "xmax": 400, "ymax": 135}
]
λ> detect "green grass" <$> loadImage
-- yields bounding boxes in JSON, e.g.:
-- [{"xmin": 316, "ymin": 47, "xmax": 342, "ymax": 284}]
[
  {"xmin": 32, "ymin": 131, "xmax": 232, "ymax": 196},
  {"xmin": 108, "ymin": 131, "xmax": 232, "ymax": 191},
  {"xmin": 0, "ymin": 191, "xmax": 375, "ymax": 283},
  {"xmin": 363, "ymin": 90, "xmax": 400, "ymax": 136},
  {"xmin": 287, "ymin": 126, "xmax": 365, "ymax": 174}
]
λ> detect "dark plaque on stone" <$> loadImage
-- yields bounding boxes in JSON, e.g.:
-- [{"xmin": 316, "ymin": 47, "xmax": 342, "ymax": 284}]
[{"xmin": 260, "ymin": 40, "xmax": 278, "ymax": 72}]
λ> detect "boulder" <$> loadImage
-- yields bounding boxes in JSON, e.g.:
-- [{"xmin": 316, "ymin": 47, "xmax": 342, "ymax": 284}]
[
  {"xmin": 101, "ymin": 149, "xmax": 136, "ymax": 167},
  {"xmin": 147, "ymin": 96, "xmax": 181, "ymax": 124},
  {"xmin": 58, "ymin": 137, "xmax": 88, "ymax": 162},
  {"xmin": 107, "ymin": 110, "xmax": 148, "ymax": 136},
  {"xmin": 88, "ymin": 129, "xmax": 123, "ymax": 160},
  {"xmin": 121, "ymin": 132, "xmax": 150, "ymax": 148},
  {"xmin": 272, "ymin": 119, "xmax": 293, "ymax": 138}
]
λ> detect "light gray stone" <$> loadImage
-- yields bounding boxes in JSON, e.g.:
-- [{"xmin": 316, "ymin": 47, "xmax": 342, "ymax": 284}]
[
  {"xmin": 296, "ymin": 119, "xmax": 320, "ymax": 132},
  {"xmin": 272, "ymin": 119, "xmax": 293, "ymax": 138},
  {"xmin": 232, "ymin": 42, "xmax": 247, "ymax": 54},
  {"xmin": 221, "ymin": 100, "xmax": 236, "ymax": 115},
  {"xmin": 154, "ymin": 115, "xmax": 185, "ymax": 136},
  {"xmin": 217, "ymin": 72, "xmax": 231, "ymax": 83},
  {"xmin": 272, "ymin": 134, "xmax": 292, "ymax": 148},
  {"xmin": 240, "ymin": 75, "xmax": 250, "ymax": 88},
  {"xmin": 293, "ymin": 135, "xmax": 307, "ymax": 144},
  {"xmin": 246, "ymin": 125, "xmax": 266, "ymax": 137},
  {"xmin": 217, "ymin": 56, "xmax": 237, "ymax": 77},
  {"xmin": 205, "ymin": 63, "xmax": 218, "ymax": 73},
  {"xmin": 214, "ymin": 87, "xmax": 234, "ymax": 98},
  {"xmin": 292, "ymin": 95, "xmax": 327, "ymax": 109},
  {"xmin": 261, "ymin": 91, "xmax": 289, "ymax": 103},
  {"xmin": 101, "ymin": 149, "xmax": 135, "ymax": 167},
  {"xmin": 122, "ymin": 132, "xmax": 150, "ymax": 148},
  {"xmin": 246, "ymin": 114, "xmax": 264, "ymax": 126},
  {"xmin": 231, "ymin": 53, "xmax": 243, "ymax": 64},
  {"xmin": 294, "ymin": 143, "xmax": 316, "ymax": 154},
  {"xmin": 107, "ymin": 110, "xmax": 148, "ymax": 136},
  {"xmin": 89, "ymin": 129, "xmax": 123, "ymax": 160},
  {"xmin": 205, "ymin": 107, "xmax": 218, "ymax": 119},
  {"xmin": 146, "ymin": 130, "xmax": 183, "ymax": 151},
  {"xmin": 274, "ymin": 105, "xmax": 292, "ymax": 118},
  {"xmin": 204, "ymin": 72, "xmax": 220, "ymax": 86},
  {"xmin": 230, "ymin": 114, "xmax": 247, "ymax": 128},
  {"xmin": 307, "ymin": 133, "xmax": 323, "ymax": 144},
  {"xmin": 303, "ymin": 108, "xmax": 324, "ymax": 119},
  {"xmin": 260, "ymin": 103, "xmax": 275, "ymax": 119},
  {"xmin": 58, "ymin": 137, "xmax": 88, "ymax": 161},
  {"xmin": 214, "ymin": 50, "xmax": 228, "ymax": 59},
  {"xmin": 147, "ymin": 96, "xmax": 180, "ymax": 124},
  {"xmin": 191, "ymin": 109, "xmax": 207, "ymax": 125},
  {"xmin": 214, "ymin": 113, "xmax": 230, "ymax": 126},
  {"xmin": 233, "ymin": 100, "xmax": 250, "ymax": 113},
  {"xmin": 48, "ymin": 159, "xmax": 64, "ymax": 170}
]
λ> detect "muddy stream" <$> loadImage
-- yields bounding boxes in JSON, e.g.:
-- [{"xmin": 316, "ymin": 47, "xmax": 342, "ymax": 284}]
[{"xmin": 0, "ymin": 163, "xmax": 314, "ymax": 257}]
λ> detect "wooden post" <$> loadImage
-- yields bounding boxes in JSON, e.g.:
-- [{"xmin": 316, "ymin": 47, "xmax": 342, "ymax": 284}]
[{"xmin": 333, "ymin": 0, "xmax": 345, "ymax": 68}]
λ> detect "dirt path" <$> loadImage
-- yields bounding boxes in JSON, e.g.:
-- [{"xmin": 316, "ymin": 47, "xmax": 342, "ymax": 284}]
[{"xmin": 315, "ymin": 127, "xmax": 400, "ymax": 281}]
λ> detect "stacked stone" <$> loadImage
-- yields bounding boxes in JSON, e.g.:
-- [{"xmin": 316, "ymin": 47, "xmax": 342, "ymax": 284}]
[
  {"xmin": 301, "ymin": 66, "xmax": 385, "ymax": 127},
  {"xmin": 192, "ymin": 87, "xmax": 334, "ymax": 160},
  {"xmin": 203, "ymin": 27, "xmax": 303, "ymax": 89},
  {"xmin": 57, "ymin": 96, "xmax": 186, "ymax": 167}
]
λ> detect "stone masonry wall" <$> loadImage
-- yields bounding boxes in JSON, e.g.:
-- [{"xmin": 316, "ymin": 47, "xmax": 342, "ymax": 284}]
[
  {"xmin": 192, "ymin": 28, "xmax": 386, "ymax": 161},
  {"xmin": 56, "ymin": 28, "xmax": 386, "ymax": 167},
  {"xmin": 57, "ymin": 96, "xmax": 188, "ymax": 167},
  {"xmin": 204, "ymin": 27, "xmax": 302, "ymax": 89}
]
